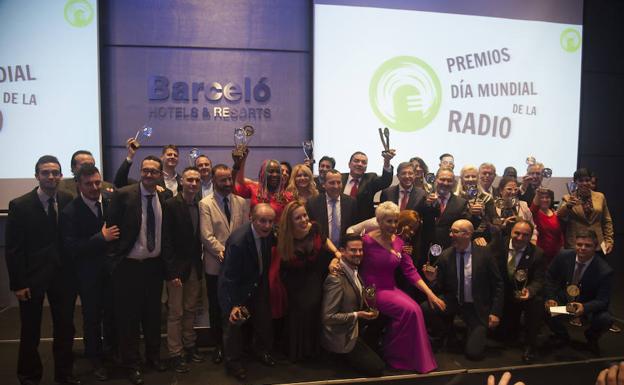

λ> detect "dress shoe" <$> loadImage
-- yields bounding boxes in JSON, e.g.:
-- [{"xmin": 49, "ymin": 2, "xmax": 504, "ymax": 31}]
[
  {"xmin": 257, "ymin": 351, "xmax": 276, "ymax": 367},
  {"xmin": 185, "ymin": 346, "xmax": 206, "ymax": 363},
  {"xmin": 610, "ymin": 324, "xmax": 621, "ymax": 333},
  {"xmin": 226, "ymin": 362, "xmax": 247, "ymax": 381},
  {"xmin": 55, "ymin": 376, "xmax": 82, "ymax": 385},
  {"xmin": 212, "ymin": 346, "xmax": 224, "ymax": 364},
  {"xmin": 521, "ymin": 346, "xmax": 536, "ymax": 364},
  {"xmin": 146, "ymin": 358, "xmax": 168, "ymax": 372},
  {"xmin": 171, "ymin": 355, "xmax": 190, "ymax": 374},
  {"xmin": 127, "ymin": 368, "xmax": 144, "ymax": 385}
]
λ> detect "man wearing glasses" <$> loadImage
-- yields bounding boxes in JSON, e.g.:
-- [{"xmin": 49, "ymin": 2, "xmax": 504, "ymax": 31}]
[{"xmin": 107, "ymin": 155, "xmax": 172, "ymax": 384}]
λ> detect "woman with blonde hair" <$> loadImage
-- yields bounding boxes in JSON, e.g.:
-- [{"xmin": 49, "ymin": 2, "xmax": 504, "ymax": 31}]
[
  {"xmin": 270, "ymin": 201, "xmax": 340, "ymax": 362},
  {"xmin": 286, "ymin": 164, "xmax": 318, "ymax": 203}
]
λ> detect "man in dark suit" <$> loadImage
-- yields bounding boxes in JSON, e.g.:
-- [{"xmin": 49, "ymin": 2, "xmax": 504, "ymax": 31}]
[
  {"xmin": 162, "ymin": 167, "xmax": 205, "ymax": 373},
  {"xmin": 321, "ymin": 234, "xmax": 384, "ymax": 377},
  {"xmin": 420, "ymin": 168, "xmax": 470, "ymax": 267},
  {"xmin": 380, "ymin": 161, "xmax": 427, "ymax": 213},
  {"xmin": 519, "ymin": 162, "xmax": 544, "ymax": 204},
  {"xmin": 6, "ymin": 155, "xmax": 79, "ymax": 385},
  {"xmin": 107, "ymin": 155, "xmax": 170, "ymax": 384},
  {"xmin": 306, "ymin": 169, "xmax": 357, "ymax": 247},
  {"xmin": 58, "ymin": 150, "xmax": 115, "ymax": 198},
  {"xmin": 341, "ymin": 150, "xmax": 394, "ymax": 222},
  {"xmin": 60, "ymin": 164, "xmax": 119, "ymax": 380},
  {"xmin": 494, "ymin": 220, "xmax": 546, "ymax": 363},
  {"xmin": 314, "ymin": 156, "xmax": 335, "ymax": 194},
  {"xmin": 423, "ymin": 219, "xmax": 504, "ymax": 360},
  {"xmin": 218, "ymin": 204, "xmax": 277, "ymax": 380},
  {"xmin": 478, "ymin": 163, "xmax": 500, "ymax": 197},
  {"xmin": 544, "ymin": 229, "xmax": 614, "ymax": 356}
]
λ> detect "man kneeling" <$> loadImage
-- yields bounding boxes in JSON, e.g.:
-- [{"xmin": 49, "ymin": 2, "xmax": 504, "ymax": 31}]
[{"xmin": 321, "ymin": 234, "xmax": 384, "ymax": 377}]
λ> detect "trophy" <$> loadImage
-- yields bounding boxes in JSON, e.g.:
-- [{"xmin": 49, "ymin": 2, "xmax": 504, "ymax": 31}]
[
  {"xmin": 513, "ymin": 269, "xmax": 528, "ymax": 299},
  {"xmin": 130, "ymin": 125, "xmax": 154, "ymax": 150},
  {"xmin": 466, "ymin": 185, "xmax": 479, "ymax": 201},
  {"xmin": 423, "ymin": 244, "xmax": 441, "ymax": 281},
  {"xmin": 302, "ymin": 140, "xmax": 314, "ymax": 161},
  {"xmin": 566, "ymin": 181, "xmax": 578, "ymax": 196},
  {"xmin": 378, "ymin": 127, "xmax": 390, "ymax": 157},
  {"xmin": 233, "ymin": 124, "xmax": 255, "ymax": 157},
  {"xmin": 495, "ymin": 197, "xmax": 518, "ymax": 220},
  {"xmin": 232, "ymin": 306, "xmax": 251, "ymax": 326},
  {"xmin": 565, "ymin": 284, "xmax": 581, "ymax": 313},
  {"xmin": 363, "ymin": 284, "xmax": 379, "ymax": 316},
  {"xmin": 188, "ymin": 148, "xmax": 200, "ymax": 167},
  {"xmin": 526, "ymin": 156, "xmax": 536, "ymax": 166}
]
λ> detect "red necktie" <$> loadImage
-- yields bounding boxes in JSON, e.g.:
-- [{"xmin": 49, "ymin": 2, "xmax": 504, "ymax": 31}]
[
  {"xmin": 400, "ymin": 190, "xmax": 409, "ymax": 210},
  {"xmin": 350, "ymin": 179, "xmax": 359, "ymax": 197},
  {"xmin": 439, "ymin": 196, "xmax": 447, "ymax": 214}
]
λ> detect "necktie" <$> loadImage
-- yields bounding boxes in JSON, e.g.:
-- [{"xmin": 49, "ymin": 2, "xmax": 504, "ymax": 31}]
[
  {"xmin": 458, "ymin": 251, "xmax": 465, "ymax": 305},
  {"xmin": 507, "ymin": 249, "xmax": 517, "ymax": 279},
  {"xmin": 146, "ymin": 194, "xmax": 155, "ymax": 252},
  {"xmin": 223, "ymin": 196, "xmax": 231, "ymax": 224},
  {"xmin": 350, "ymin": 178, "xmax": 359, "ymax": 197},
  {"xmin": 47, "ymin": 197, "xmax": 57, "ymax": 227},
  {"xmin": 400, "ymin": 190, "xmax": 409, "ymax": 210},
  {"xmin": 572, "ymin": 261, "xmax": 585, "ymax": 285},
  {"xmin": 439, "ymin": 196, "xmax": 447, "ymax": 214},
  {"xmin": 95, "ymin": 201, "xmax": 103, "ymax": 222},
  {"xmin": 330, "ymin": 198, "xmax": 340, "ymax": 245}
]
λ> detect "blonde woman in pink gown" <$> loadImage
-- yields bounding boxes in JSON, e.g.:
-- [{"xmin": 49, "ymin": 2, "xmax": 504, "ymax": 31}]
[{"xmin": 359, "ymin": 202, "xmax": 445, "ymax": 373}]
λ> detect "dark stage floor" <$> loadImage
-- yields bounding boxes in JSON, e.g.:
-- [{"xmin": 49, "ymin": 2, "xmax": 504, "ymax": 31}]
[{"xmin": 0, "ymin": 305, "xmax": 623, "ymax": 385}]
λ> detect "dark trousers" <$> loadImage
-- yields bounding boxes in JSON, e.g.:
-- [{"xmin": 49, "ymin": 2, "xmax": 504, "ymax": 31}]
[
  {"xmin": 205, "ymin": 274, "xmax": 223, "ymax": 346},
  {"xmin": 75, "ymin": 262, "xmax": 116, "ymax": 360},
  {"xmin": 499, "ymin": 294, "xmax": 543, "ymax": 348},
  {"xmin": 112, "ymin": 258, "xmax": 163, "ymax": 367},
  {"xmin": 340, "ymin": 338, "xmax": 384, "ymax": 377},
  {"xmin": 547, "ymin": 309, "xmax": 612, "ymax": 340},
  {"xmin": 17, "ymin": 270, "xmax": 77, "ymax": 385},
  {"xmin": 422, "ymin": 301, "xmax": 487, "ymax": 360},
  {"xmin": 223, "ymin": 277, "xmax": 272, "ymax": 365}
]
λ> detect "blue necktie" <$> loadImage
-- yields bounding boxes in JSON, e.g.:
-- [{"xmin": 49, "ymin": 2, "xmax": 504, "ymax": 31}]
[{"xmin": 330, "ymin": 198, "xmax": 340, "ymax": 244}]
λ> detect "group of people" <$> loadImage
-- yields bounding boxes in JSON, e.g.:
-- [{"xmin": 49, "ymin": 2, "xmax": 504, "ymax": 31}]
[{"xmin": 5, "ymin": 139, "xmax": 617, "ymax": 385}]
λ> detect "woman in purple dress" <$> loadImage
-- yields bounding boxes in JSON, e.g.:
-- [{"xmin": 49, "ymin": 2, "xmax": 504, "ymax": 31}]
[{"xmin": 360, "ymin": 202, "xmax": 445, "ymax": 373}]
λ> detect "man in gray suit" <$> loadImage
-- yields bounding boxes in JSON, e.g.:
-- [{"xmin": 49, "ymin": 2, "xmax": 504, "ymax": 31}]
[
  {"xmin": 199, "ymin": 164, "xmax": 249, "ymax": 363},
  {"xmin": 321, "ymin": 234, "xmax": 384, "ymax": 377}
]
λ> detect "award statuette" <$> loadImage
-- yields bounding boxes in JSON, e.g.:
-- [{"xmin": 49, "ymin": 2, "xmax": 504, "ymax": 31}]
[
  {"xmin": 423, "ymin": 244, "xmax": 442, "ymax": 281},
  {"xmin": 130, "ymin": 125, "xmax": 154, "ymax": 150},
  {"xmin": 378, "ymin": 127, "xmax": 390, "ymax": 156},
  {"xmin": 302, "ymin": 140, "xmax": 314, "ymax": 161},
  {"xmin": 565, "ymin": 284, "xmax": 581, "ymax": 313},
  {"xmin": 495, "ymin": 196, "xmax": 518, "ymax": 220},
  {"xmin": 467, "ymin": 185, "xmax": 479, "ymax": 201},
  {"xmin": 526, "ymin": 156, "xmax": 536, "ymax": 166},
  {"xmin": 513, "ymin": 269, "xmax": 528, "ymax": 299},
  {"xmin": 188, "ymin": 148, "xmax": 200, "ymax": 167},
  {"xmin": 233, "ymin": 124, "xmax": 255, "ymax": 157},
  {"xmin": 363, "ymin": 284, "xmax": 379, "ymax": 317}
]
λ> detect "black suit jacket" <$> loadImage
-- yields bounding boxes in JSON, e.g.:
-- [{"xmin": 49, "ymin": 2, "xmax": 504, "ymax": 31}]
[
  {"xmin": 306, "ymin": 193, "xmax": 356, "ymax": 245},
  {"xmin": 60, "ymin": 193, "xmax": 112, "ymax": 273},
  {"xmin": 162, "ymin": 194, "xmax": 203, "ymax": 282},
  {"xmin": 545, "ymin": 249, "xmax": 613, "ymax": 314},
  {"xmin": 379, "ymin": 185, "xmax": 427, "ymax": 213},
  {"xmin": 420, "ymin": 194, "xmax": 470, "ymax": 261},
  {"xmin": 434, "ymin": 243, "xmax": 504, "ymax": 324},
  {"xmin": 495, "ymin": 238, "xmax": 546, "ymax": 299},
  {"xmin": 218, "ymin": 223, "xmax": 274, "ymax": 315},
  {"xmin": 341, "ymin": 168, "xmax": 393, "ymax": 222},
  {"xmin": 5, "ymin": 188, "xmax": 73, "ymax": 292},
  {"xmin": 107, "ymin": 183, "xmax": 169, "ymax": 270},
  {"xmin": 113, "ymin": 158, "xmax": 181, "ymax": 194}
]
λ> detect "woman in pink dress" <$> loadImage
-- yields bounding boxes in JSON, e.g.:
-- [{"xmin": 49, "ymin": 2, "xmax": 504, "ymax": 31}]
[{"xmin": 359, "ymin": 202, "xmax": 445, "ymax": 373}]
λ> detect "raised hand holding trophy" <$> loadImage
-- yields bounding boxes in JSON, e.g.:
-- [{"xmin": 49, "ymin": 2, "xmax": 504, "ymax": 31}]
[
  {"xmin": 188, "ymin": 148, "xmax": 200, "ymax": 167},
  {"xmin": 129, "ymin": 125, "xmax": 154, "ymax": 150},
  {"xmin": 233, "ymin": 124, "xmax": 255, "ymax": 157}
]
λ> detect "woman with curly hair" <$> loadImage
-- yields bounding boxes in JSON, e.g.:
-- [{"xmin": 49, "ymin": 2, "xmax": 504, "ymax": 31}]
[{"xmin": 286, "ymin": 164, "xmax": 318, "ymax": 204}]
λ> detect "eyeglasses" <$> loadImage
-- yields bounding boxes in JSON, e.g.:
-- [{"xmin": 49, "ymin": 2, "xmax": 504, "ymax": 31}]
[{"xmin": 141, "ymin": 168, "xmax": 162, "ymax": 175}]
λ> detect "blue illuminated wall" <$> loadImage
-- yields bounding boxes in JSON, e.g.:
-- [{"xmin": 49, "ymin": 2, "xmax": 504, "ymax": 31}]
[{"xmin": 100, "ymin": 0, "xmax": 311, "ymax": 180}]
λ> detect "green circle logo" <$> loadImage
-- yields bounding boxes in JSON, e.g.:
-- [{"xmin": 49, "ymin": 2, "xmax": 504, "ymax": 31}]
[
  {"xmin": 370, "ymin": 56, "xmax": 442, "ymax": 132},
  {"xmin": 64, "ymin": 0, "xmax": 94, "ymax": 28},
  {"xmin": 560, "ymin": 28, "xmax": 581, "ymax": 52}
]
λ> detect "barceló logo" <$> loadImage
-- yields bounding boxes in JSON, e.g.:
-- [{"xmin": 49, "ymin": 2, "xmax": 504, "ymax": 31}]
[{"xmin": 370, "ymin": 56, "xmax": 442, "ymax": 132}]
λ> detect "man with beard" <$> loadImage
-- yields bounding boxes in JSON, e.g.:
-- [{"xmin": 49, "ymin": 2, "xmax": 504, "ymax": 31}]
[{"xmin": 195, "ymin": 155, "xmax": 213, "ymax": 198}]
